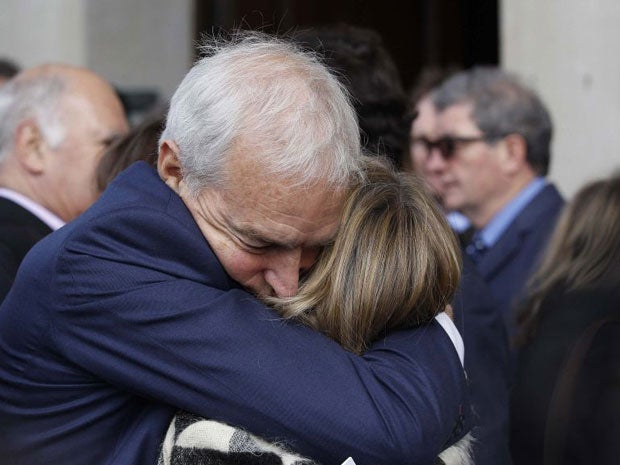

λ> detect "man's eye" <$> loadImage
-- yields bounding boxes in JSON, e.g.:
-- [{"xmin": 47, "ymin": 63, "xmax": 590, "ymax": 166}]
[{"xmin": 242, "ymin": 241, "xmax": 273, "ymax": 252}]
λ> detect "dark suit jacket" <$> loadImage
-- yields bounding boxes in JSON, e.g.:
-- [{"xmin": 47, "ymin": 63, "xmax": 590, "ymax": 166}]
[
  {"xmin": 0, "ymin": 162, "xmax": 470, "ymax": 465},
  {"xmin": 476, "ymin": 183, "xmax": 564, "ymax": 338},
  {"xmin": 0, "ymin": 197, "xmax": 52, "ymax": 301},
  {"xmin": 453, "ymin": 256, "xmax": 511, "ymax": 465},
  {"xmin": 510, "ymin": 285, "xmax": 620, "ymax": 465}
]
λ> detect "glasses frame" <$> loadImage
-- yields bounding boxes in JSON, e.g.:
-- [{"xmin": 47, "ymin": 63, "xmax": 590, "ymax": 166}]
[{"xmin": 411, "ymin": 134, "xmax": 505, "ymax": 160}]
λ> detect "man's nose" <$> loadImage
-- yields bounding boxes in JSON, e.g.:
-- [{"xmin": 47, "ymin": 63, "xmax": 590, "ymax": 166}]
[
  {"xmin": 266, "ymin": 246, "xmax": 323, "ymax": 297},
  {"xmin": 265, "ymin": 248, "xmax": 305, "ymax": 298},
  {"xmin": 427, "ymin": 147, "xmax": 447, "ymax": 171}
]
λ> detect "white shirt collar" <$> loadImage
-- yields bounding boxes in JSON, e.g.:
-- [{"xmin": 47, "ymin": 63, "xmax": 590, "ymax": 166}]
[
  {"xmin": 0, "ymin": 188, "xmax": 65, "ymax": 231},
  {"xmin": 435, "ymin": 312, "xmax": 465, "ymax": 367}
]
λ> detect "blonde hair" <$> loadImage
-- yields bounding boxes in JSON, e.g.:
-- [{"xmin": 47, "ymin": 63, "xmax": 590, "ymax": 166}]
[
  {"xmin": 270, "ymin": 157, "xmax": 462, "ymax": 354},
  {"xmin": 516, "ymin": 172, "xmax": 620, "ymax": 345}
]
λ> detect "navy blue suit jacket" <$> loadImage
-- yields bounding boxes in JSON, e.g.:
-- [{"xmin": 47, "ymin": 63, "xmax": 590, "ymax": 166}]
[
  {"xmin": 453, "ymin": 256, "xmax": 511, "ymax": 465},
  {"xmin": 476, "ymin": 183, "xmax": 564, "ymax": 339},
  {"xmin": 0, "ymin": 163, "xmax": 469, "ymax": 465}
]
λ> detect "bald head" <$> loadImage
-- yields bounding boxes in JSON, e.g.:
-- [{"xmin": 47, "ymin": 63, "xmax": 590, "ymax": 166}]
[{"xmin": 0, "ymin": 63, "xmax": 128, "ymax": 221}]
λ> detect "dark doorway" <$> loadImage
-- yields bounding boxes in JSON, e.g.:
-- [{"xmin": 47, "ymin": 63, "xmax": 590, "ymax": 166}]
[{"xmin": 194, "ymin": 0, "xmax": 498, "ymax": 91}]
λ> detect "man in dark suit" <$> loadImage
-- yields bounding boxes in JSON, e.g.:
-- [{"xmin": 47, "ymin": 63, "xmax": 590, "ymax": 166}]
[
  {"xmin": 0, "ymin": 64, "xmax": 129, "ymax": 301},
  {"xmin": 0, "ymin": 34, "xmax": 470, "ymax": 465},
  {"xmin": 410, "ymin": 86, "xmax": 512, "ymax": 465},
  {"xmin": 430, "ymin": 66, "xmax": 564, "ymax": 340}
]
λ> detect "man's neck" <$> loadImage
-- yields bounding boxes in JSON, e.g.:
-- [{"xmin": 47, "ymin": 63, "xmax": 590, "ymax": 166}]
[
  {"xmin": 468, "ymin": 175, "xmax": 547, "ymax": 252},
  {"xmin": 0, "ymin": 166, "xmax": 36, "ymax": 202},
  {"xmin": 467, "ymin": 171, "xmax": 537, "ymax": 230},
  {"xmin": 0, "ymin": 166, "xmax": 64, "ymax": 229}
]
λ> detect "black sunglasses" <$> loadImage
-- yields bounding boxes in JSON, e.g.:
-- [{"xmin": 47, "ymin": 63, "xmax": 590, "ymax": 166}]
[{"xmin": 411, "ymin": 135, "xmax": 502, "ymax": 160}]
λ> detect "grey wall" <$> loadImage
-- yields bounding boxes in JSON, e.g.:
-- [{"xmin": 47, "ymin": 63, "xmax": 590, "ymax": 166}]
[
  {"xmin": 0, "ymin": 0, "xmax": 193, "ymax": 102},
  {"xmin": 501, "ymin": 0, "xmax": 620, "ymax": 197}
]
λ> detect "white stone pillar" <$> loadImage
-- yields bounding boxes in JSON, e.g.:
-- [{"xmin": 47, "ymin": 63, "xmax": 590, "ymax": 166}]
[
  {"xmin": 0, "ymin": 0, "xmax": 87, "ymax": 67},
  {"xmin": 0, "ymin": 0, "xmax": 193, "ymax": 101},
  {"xmin": 501, "ymin": 0, "xmax": 620, "ymax": 197}
]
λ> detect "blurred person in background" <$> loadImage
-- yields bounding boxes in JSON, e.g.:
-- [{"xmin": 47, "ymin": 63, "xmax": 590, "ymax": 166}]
[
  {"xmin": 95, "ymin": 112, "xmax": 164, "ymax": 193},
  {"xmin": 407, "ymin": 66, "xmax": 471, "ymax": 238},
  {"xmin": 0, "ymin": 63, "xmax": 128, "ymax": 301},
  {"xmin": 292, "ymin": 23, "xmax": 409, "ymax": 167},
  {"xmin": 510, "ymin": 172, "xmax": 620, "ymax": 465},
  {"xmin": 432, "ymin": 66, "xmax": 564, "ymax": 341},
  {"xmin": 408, "ymin": 68, "xmax": 512, "ymax": 465}
]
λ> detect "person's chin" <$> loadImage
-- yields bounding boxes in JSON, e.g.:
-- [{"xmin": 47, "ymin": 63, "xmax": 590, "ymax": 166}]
[{"xmin": 442, "ymin": 192, "xmax": 463, "ymax": 212}]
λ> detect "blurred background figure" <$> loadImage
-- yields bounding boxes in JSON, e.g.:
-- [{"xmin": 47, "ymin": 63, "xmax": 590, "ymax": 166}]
[
  {"xmin": 407, "ymin": 66, "xmax": 472, "ymax": 239},
  {"xmin": 0, "ymin": 64, "xmax": 128, "ymax": 301},
  {"xmin": 433, "ymin": 67, "xmax": 564, "ymax": 341},
  {"xmin": 510, "ymin": 172, "xmax": 620, "ymax": 465},
  {"xmin": 0, "ymin": 58, "xmax": 20, "ymax": 86},
  {"xmin": 95, "ymin": 112, "xmax": 164, "ymax": 193},
  {"xmin": 408, "ymin": 66, "xmax": 512, "ymax": 465},
  {"xmin": 292, "ymin": 23, "xmax": 409, "ymax": 167}
]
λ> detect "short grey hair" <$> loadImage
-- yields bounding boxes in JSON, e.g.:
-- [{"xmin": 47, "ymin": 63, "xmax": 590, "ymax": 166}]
[
  {"xmin": 160, "ymin": 31, "xmax": 363, "ymax": 195},
  {"xmin": 433, "ymin": 66, "xmax": 553, "ymax": 176},
  {"xmin": 0, "ymin": 73, "xmax": 67, "ymax": 163}
]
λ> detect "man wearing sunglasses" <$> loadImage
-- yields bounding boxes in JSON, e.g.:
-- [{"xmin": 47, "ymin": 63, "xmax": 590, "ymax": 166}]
[
  {"xmin": 426, "ymin": 66, "xmax": 564, "ymax": 342},
  {"xmin": 409, "ymin": 79, "xmax": 512, "ymax": 465}
]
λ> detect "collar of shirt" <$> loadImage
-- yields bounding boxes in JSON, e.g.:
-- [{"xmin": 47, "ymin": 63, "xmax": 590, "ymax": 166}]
[
  {"xmin": 434, "ymin": 312, "xmax": 465, "ymax": 367},
  {"xmin": 0, "ymin": 188, "xmax": 65, "ymax": 231},
  {"xmin": 478, "ymin": 177, "xmax": 547, "ymax": 248},
  {"xmin": 446, "ymin": 210, "xmax": 471, "ymax": 233}
]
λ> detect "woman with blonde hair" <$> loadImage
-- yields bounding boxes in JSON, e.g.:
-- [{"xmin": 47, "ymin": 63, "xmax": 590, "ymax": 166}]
[
  {"xmin": 160, "ymin": 157, "xmax": 473, "ymax": 465},
  {"xmin": 269, "ymin": 157, "xmax": 461, "ymax": 354},
  {"xmin": 510, "ymin": 172, "xmax": 620, "ymax": 465}
]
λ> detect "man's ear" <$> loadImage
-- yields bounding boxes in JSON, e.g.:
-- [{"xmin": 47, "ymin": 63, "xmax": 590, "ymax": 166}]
[
  {"xmin": 501, "ymin": 133, "xmax": 528, "ymax": 175},
  {"xmin": 157, "ymin": 140, "xmax": 183, "ymax": 192},
  {"xmin": 14, "ymin": 120, "xmax": 48, "ymax": 174}
]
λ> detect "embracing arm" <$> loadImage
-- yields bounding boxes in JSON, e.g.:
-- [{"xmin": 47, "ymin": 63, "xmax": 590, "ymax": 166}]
[
  {"xmin": 53, "ymin": 283, "xmax": 467, "ymax": 464},
  {"xmin": 50, "ymin": 210, "xmax": 468, "ymax": 465}
]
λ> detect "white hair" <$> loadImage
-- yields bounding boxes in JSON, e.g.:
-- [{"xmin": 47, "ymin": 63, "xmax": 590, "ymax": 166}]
[
  {"xmin": 0, "ymin": 73, "xmax": 67, "ymax": 163},
  {"xmin": 160, "ymin": 31, "xmax": 363, "ymax": 195}
]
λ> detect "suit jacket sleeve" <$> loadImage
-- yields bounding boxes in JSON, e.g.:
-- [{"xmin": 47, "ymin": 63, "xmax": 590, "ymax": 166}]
[{"xmin": 44, "ymin": 206, "xmax": 468, "ymax": 465}]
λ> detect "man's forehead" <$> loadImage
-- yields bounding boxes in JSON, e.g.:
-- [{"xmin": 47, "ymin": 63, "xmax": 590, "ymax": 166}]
[
  {"xmin": 220, "ymin": 180, "xmax": 344, "ymax": 243},
  {"xmin": 230, "ymin": 219, "xmax": 337, "ymax": 249}
]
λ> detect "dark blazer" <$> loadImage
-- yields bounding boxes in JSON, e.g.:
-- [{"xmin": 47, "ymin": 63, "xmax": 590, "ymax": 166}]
[
  {"xmin": 453, "ymin": 256, "xmax": 512, "ymax": 465},
  {"xmin": 476, "ymin": 183, "xmax": 564, "ymax": 338},
  {"xmin": 0, "ymin": 197, "xmax": 52, "ymax": 301},
  {"xmin": 510, "ymin": 285, "xmax": 620, "ymax": 465},
  {"xmin": 0, "ymin": 162, "xmax": 470, "ymax": 465}
]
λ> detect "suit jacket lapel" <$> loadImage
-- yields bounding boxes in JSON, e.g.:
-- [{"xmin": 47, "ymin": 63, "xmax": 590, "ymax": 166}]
[{"xmin": 476, "ymin": 184, "xmax": 563, "ymax": 280}]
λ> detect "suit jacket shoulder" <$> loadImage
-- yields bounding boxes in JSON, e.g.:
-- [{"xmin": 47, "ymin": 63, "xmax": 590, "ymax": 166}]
[{"xmin": 477, "ymin": 183, "xmax": 564, "ymax": 335}]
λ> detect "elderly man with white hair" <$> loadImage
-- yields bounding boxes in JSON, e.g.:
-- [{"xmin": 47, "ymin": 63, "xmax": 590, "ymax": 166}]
[
  {"xmin": 0, "ymin": 33, "xmax": 470, "ymax": 465},
  {"xmin": 0, "ymin": 64, "xmax": 129, "ymax": 300}
]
